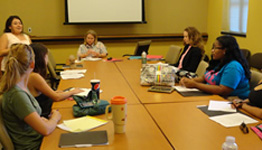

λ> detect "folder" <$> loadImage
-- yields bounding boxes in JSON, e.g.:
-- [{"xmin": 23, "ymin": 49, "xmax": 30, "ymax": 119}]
[{"xmin": 59, "ymin": 130, "xmax": 109, "ymax": 148}]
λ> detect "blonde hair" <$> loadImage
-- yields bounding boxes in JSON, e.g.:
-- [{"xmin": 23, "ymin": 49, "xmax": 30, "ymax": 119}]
[
  {"xmin": 184, "ymin": 27, "xmax": 205, "ymax": 55},
  {"xmin": 84, "ymin": 29, "xmax": 98, "ymax": 45},
  {"xmin": 0, "ymin": 44, "xmax": 34, "ymax": 94}
]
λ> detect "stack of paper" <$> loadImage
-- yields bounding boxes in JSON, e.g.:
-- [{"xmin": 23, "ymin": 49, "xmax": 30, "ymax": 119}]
[
  {"xmin": 82, "ymin": 57, "xmax": 102, "ymax": 61},
  {"xmin": 60, "ymin": 69, "xmax": 87, "ymax": 80},
  {"xmin": 71, "ymin": 88, "xmax": 103, "ymax": 96},
  {"xmin": 206, "ymin": 100, "xmax": 258, "ymax": 127},
  {"xmin": 57, "ymin": 116, "xmax": 108, "ymax": 132}
]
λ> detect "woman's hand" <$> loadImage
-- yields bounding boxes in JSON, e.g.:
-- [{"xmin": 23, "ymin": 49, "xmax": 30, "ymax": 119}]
[
  {"xmin": 180, "ymin": 77, "xmax": 197, "ymax": 88},
  {"xmin": 231, "ymin": 99, "xmax": 244, "ymax": 109},
  {"xmin": 72, "ymin": 88, "xmax": 84, "ymax": 94}
]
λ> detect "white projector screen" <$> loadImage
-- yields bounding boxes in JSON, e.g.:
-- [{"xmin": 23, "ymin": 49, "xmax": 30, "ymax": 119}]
[{"xmin": 65, "ymin": 0, "xmax": 146, "ymax": 24}]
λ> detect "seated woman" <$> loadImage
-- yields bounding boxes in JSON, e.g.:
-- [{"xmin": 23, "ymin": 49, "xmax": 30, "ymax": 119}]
[
  {"xmin": 28, "ymin": 43, "xmax": 83, "ymax": 118},
  {"xmin": 77, "ymin": 29, "xmax": 108, "ymax": 58},
  {"xmin": 173, "ymin": 27, "xmax": 205, "ymax": 73},
  {"xmin": 180, "ymin": 35, "xmax": 251, "ymax": 99},
  {"xmin": 0, "ymin": 44, "xmax": 61, "ymax": 150},
  {"xmin": 231, "ymin": 80, "xmax": 262, "ymax": 119}
]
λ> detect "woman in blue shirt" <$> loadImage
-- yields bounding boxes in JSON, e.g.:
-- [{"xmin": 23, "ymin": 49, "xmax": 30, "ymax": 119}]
[{"xmin": 180, "ymin": 35, "xmax": 250, "ymax": 99}]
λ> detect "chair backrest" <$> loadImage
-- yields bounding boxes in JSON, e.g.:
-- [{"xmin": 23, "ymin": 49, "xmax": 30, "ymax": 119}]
[
  {"xmin": 250, "ymin": 70, "xmax": 262, "ymax": 90},
  {"xmin": 0, "ymin": 95, "xmax": 14, "ymax": 150},
  {"xmin": 47, "ymin": 61, "xmax": 59, "ymax": 79},
  {"xmin": 240, "ymin": 49, "xmax": 251, "ymax": 64},
  {"xmin": 250, "ymin": 53, "xmax": 262, "ymax": 70},
  {"xmin": 133, "ymin": 40, "xmax": 152, "ymax": 56},
  {"xmin": 165, "ymin": 45, "xmax": 182, "ymax": 64},
  {"xmin": 195, "ymin": 60, "xmax": 209, "ymax": 77},
  {"xmin": 48, "ymin": 49, "xmax": 57, "ymax": 69}
]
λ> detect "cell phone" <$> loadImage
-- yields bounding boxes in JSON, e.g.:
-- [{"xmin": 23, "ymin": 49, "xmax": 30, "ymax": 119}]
[
  {"xmin": 148, "ymin": 86, "xmax": 174, "ymax": 93},
  {"xmin": 63, "ymin": 87, "xmax": 73, "ymax": 92},
  {"xmin": 78, "ymin": 101, "xmax": 94, "ymax": 108}
]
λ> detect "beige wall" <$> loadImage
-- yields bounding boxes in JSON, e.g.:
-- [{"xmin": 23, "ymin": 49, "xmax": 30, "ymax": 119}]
[{"xmin": 0, "ymin": 0, "xmax": 209, "ymax": 63}]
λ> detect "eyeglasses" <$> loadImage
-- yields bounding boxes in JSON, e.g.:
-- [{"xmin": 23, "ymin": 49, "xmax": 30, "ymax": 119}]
[
  {"xmin": 240, "ymin": 122, "xmax": 249, "ymax": 134},
  {"xmin": 212, "ymin": 46, "xmax": 224, "ymax": 50}
]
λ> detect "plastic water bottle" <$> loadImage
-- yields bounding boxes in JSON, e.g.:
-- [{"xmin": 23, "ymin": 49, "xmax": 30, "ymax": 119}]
[
  {"xmin": 222, "ymin": 136, "xmax": 238, "ymax": 150},
  {"xmin": 141, "ymin": 51, "xmax": 147, "ymax": 67}
]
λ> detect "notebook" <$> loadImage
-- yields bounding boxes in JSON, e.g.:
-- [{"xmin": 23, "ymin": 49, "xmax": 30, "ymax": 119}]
[
  {"xmin": 59, "ymin": 130, "xmax": 108, "ymax": 148},
  {"xmin": 57, "ymin": 115, "xmax": 108, "ymax": 132}
]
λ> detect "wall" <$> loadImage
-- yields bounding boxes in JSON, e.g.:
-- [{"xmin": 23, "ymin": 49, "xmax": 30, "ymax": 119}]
[
  {"xmin": 0, "ymin": 0, "xmax": 208, "ymax": 63},
  {"xmin": 206, "ymin": 0, "xmax": 262, "ymax": 57}
]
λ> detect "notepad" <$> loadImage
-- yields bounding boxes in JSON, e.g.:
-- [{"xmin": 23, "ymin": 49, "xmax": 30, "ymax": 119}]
[
  {"xmin": 57, "ymin": 116, "xmax": 108, "ymax": 132},
  {"xmin": 59, "ymin": 130, "xmax": 108, "ymax": 148}
]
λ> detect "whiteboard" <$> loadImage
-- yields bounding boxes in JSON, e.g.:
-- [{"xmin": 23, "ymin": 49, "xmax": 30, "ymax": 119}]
[{"xmin": 65, "ymin": 0, "xmax": 145, "ymax": 23}]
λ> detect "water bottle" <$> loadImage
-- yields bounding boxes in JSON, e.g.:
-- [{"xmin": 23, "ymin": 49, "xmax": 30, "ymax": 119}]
[
  {"xmin": 222, "ymin": 136, "xmax": 238, "ymax": 150},
  {"xmin": 141, "ymin": 51, "xmax": 147, "ymax": 67}
]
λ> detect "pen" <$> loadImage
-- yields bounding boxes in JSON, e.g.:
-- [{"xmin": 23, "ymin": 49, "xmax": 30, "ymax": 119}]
[{"xmin": 228, "ymin": 101, "xmax": 243, "ymax": 104}]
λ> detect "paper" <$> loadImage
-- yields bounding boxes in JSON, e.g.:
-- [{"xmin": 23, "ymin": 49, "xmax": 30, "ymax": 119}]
[
  {"xmin": 57, "ymin": 116, "xmax": 108, "ymax": 132},
  {"xmin": 82, "ymin": 57, "xmax": 102, "ymax": 61},
  {"xmin": 61, "ymin": 74, "xmax": 84, "ymax": 80},
  {"xmin": 208, "ymin": 100, "xmax": 236, "ymax": 112},
  {"xmin": 209, "ymin": 113, "xmax": 258, "ymax": 127},
  {"xmin": 173, "ymin": 86, "xmax": 200, "ymax": 92},
  {"xmin": 72, "ymin": 88, "xmax": 103, "ymax": 96},
  {"xmin": 60, "ymin": 69, "xmax": 87, "ymax": 75}
]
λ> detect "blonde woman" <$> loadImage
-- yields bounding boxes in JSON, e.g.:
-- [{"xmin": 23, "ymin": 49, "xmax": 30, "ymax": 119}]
[
  {"xmin": 77, "ymin": 29, "xmax": 108, "ymax": 58},
  {"xmin": 0, "ymin": 44, "xmax": 61, "ymax": 150},
  {"xmin": 173, "ymin": 27, "xmax": 205, "ymax": 72}
]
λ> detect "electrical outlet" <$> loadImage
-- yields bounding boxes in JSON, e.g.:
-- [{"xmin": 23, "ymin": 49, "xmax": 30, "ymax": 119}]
[{"xmin": 28, "ymin": 27, "xmax": 32, "ymax": 33}]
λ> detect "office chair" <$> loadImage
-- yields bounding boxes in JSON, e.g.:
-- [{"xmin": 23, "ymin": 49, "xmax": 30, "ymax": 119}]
[
  {"xmin": 165, "ymin": 45, "xmax": 182, "ymax": 65},
  {"xmin": 122, "ymin": 40, "xmax": 152, "ymax": 57},
  {"xmin": 195, "ymin": 60, "xmax": 209, "ymax": 77},
  {"xmin": 47, "ymin": 61, "xmax": 61, "ymax": 90},
  {"xmin": 0, "ymin": 95, "xmax": 15, "ymax": 150},
  {"xmin": 240, "ymin": 49, "xmax": 251, "ymax": 65},
  {"xmin": 250, "ymin": 53, "xmax": 262, "ymax": 70},
  {"xmin": 48, "ymin": 49, "xmax": 65, "ymax": 74},
  {"xmin": 249, "ymin": 70, "xmax": 262, "ymax": 90}
]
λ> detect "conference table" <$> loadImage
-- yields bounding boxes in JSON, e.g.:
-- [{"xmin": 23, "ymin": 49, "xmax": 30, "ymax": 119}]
[{"xmin": 41, "ymin": 59, "xmax": 262, "ymax": 150}]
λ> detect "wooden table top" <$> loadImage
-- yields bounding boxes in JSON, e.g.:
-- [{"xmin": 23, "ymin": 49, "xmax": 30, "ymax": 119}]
[
  {"xmin": 40, "ymin": 104, "xmax": 173, "ymax": 150},
  {"xmin": 53, "ymin": 60, "xmax": 140, "ymax": 108},
  {"xmin": 115, "ymin": 59, "xmax": 225, "ymax": 103},
  {"xmin": 145, "ymin": 101, "xmax": 262, "ymax": 150}
]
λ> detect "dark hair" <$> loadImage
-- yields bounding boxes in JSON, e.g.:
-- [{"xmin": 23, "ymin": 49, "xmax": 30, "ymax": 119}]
[
  {"xmin": 30, "ymin": 43, "xmax": 48, "ymax": 78},
  {"xmin": 4, "ymin": 15, "xmax": 23, "ymax": 33},
  {"xmin": 207, "ymin": 35, "xmax": 251, "ymax": 80}
]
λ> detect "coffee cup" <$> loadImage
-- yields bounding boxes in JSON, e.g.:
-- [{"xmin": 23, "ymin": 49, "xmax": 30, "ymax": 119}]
[
  {"xmin": 90, "ymin": 79, "xmax": 100, "ymax": 99},
  {"xmin": 105, "ymin": 96, "xmax": 127, "ymax": 133}
]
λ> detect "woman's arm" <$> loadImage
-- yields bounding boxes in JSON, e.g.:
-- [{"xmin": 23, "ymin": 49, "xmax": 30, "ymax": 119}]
[
  {"xmin": 24, "ymin": 110, "xmax": 61, "ymax": 136},
  {"xmin": 28, "ymin": 73, "xmax": 83, "ymax": 101},
  {"xmin": 0, "ymin": 34, "xmax": 10, "ymax": 57},
  {"xmin": 180, "ymin": 77, "xmax": 233, "ymax": 96}
]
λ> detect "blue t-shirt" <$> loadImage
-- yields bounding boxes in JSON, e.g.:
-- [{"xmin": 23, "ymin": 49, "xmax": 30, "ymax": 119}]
[{"xmin": 204, "ymin": 60, "xmax": 250, "ymax": 99}]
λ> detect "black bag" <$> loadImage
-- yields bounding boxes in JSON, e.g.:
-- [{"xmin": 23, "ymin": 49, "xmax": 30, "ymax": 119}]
[{"xmin": 175, "ymin": 70, "xmax": 198, "ymax": 82}]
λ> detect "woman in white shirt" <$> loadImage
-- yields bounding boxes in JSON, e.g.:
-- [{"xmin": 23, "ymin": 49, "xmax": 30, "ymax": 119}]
[
  {"xmin": 77, "ymin": 30, "xmax": 108, "ymax": 58},
  {"xmin": 0, "ymin": 15, "xmax": 32, "ymax": 72}
]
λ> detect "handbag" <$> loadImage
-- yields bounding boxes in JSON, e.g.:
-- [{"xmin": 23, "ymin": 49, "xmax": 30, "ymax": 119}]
[
  {"xmin": 72, "ymin": 91, "xmax": 110, "ymax": 117},
  {"xmin": 140, "ymin": 64, "xmax": 176, "ymax": 86}
]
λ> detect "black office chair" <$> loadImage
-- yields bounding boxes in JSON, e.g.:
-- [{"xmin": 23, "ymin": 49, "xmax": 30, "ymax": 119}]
[
  {"xmin": 240, "ymin": 49, "xmax": 251, "ymax": 65},
  {"xmin": 47, "ymin": 61, "xmax": 61, "ymax": 90},
  {"xmin": 250, "ymin": 53, "xmax": 262, "ymax": 70},
  {"xmin": 122, "ymin": 40, "xmax": 152, "ymax": 57}
]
